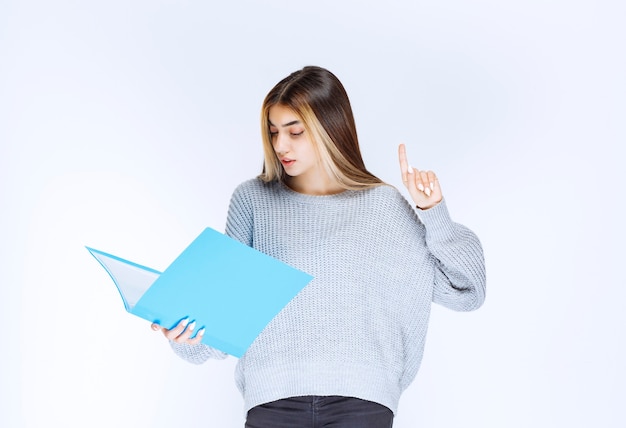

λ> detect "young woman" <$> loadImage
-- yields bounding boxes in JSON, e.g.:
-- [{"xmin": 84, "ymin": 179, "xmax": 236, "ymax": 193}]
[{"xmin": 152, "ymin": 66, "xmax": 486, "ymax": 427}]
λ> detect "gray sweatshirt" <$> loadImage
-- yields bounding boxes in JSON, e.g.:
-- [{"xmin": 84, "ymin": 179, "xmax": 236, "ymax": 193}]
[{"xmin": 171, "ymin": 178, "xmax": 486, "ymax": 416}]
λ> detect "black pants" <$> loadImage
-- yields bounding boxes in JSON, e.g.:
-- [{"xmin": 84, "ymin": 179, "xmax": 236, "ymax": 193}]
[{"xmin": 245, "ymin": 396, "xmax": 394, "ymax": 428}]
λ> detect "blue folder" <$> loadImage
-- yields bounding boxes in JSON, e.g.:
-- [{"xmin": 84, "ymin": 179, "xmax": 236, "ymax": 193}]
[{"xmin": 87, "ymin": 227, "xmax": 313, "ymax": 357}]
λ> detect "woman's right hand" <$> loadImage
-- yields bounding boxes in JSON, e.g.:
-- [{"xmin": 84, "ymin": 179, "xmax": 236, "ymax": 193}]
[{"xmin": 151, "ymin": 318, "xmax": 205, "ymax": 345}]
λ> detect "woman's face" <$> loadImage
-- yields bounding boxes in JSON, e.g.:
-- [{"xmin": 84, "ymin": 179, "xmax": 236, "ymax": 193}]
[{"xmin": 268, "ymin": 104, "xmax": 321, "ymax": 183}]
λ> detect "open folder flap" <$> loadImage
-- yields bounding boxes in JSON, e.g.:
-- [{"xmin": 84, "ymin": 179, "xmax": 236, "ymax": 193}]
[{"xmin": 86, "ymin": 247, "xmax": 161, "ymax": 311}]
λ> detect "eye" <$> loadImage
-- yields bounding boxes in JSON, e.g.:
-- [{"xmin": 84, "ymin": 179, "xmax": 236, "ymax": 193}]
[{"xmin": 290, "ymin": 130, "xmax": 304, "ymax": 137}]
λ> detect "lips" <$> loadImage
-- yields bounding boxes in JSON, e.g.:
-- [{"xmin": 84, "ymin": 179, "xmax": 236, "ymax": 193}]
[{"xmin": 280, "ymin": 158, "xmax": 295, "ymax": 167}]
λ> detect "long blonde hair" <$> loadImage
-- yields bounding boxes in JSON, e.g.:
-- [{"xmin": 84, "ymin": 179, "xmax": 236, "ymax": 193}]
[{"xmin": 259, "ymin": 66, "xmax": 384, "ymax": 190}]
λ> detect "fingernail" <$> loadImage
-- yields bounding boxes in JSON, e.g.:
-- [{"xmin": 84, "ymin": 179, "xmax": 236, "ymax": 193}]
[
  {"xmin": 197, "ymin": 328, "xmax": 205, "ymax": 336},
  {"xmin": 425, "ymin": 188, "xmax": 431, "ymax": 196},
  {"xmin": 187, "ymin": 321, "xmax": 196, "ymax": 331},
  {"xmin": 417, "ymin": 183, "xmax": 424, "ymax": 191},
  {"xmin": 430, "ymin": 182, "xmax": 434, "ymax": 190},
  {"xmin": 180, "ymin": 318, "xmax": 189, "ymax": 327},
  {"xmin": 407, "ymin": 166, "xmax": 414, "ymax": 174}
]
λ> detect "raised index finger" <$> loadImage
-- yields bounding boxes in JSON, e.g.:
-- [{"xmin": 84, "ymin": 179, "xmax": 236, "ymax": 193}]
[{"xmin": 398, "ymin": 143, "xmax": 409, "ymax": 176}]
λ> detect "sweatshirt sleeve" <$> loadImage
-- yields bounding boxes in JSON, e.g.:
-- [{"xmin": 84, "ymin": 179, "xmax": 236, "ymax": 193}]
[
  {"xmin": 169, "ymin": 341, "xmax": 228, "ymax": 364},
  {"xmin": 225, "ymin": 181, "xmax": 254, "ymax": 246},
  {"xmin": 417, "ymin": 199, "xmax": 486, "ymax": 311}
]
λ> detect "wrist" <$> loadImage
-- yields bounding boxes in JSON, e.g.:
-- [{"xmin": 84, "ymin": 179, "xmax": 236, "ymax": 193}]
[{"xmin": 416, "ymin": 201, "xmax": 439, "ymax": 210}]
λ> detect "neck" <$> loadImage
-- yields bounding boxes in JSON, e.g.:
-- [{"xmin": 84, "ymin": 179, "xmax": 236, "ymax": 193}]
[{"xmin": 286, "ymin": 174, "xmax": 344, "ymax": 196}]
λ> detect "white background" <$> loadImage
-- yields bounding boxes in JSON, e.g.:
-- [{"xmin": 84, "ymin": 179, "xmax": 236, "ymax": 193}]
[{"xmin": 1, "ymin": 1, "xmax": 624, "ymax": 427}]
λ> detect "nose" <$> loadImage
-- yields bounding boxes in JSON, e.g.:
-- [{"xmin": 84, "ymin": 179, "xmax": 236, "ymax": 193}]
[{"xmin": 273, "ymin": 132, "xmax": 289, "ymax": 155}]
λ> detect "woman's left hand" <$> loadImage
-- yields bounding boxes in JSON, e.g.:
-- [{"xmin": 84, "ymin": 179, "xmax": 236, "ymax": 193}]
[{"xmin": 398, "ymin": 144, "xmax": 443, "ymax": 210}]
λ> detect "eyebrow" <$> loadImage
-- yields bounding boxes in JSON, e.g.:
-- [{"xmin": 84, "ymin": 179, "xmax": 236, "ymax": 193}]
[{"xmin": 268, "ymin": 119, "xmax": 302, "ymax": 128}]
